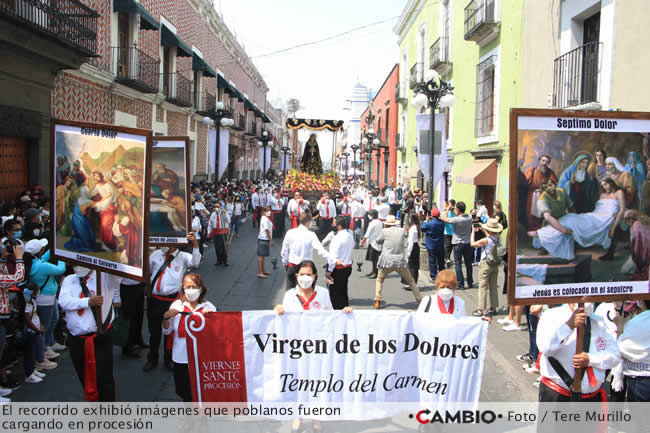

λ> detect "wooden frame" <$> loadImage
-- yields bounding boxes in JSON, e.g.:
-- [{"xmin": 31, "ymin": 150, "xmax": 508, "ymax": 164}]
[
  {"xmin": 149, "ymin": 136, "xmax": 192, "ymax": 246},
  {"xmin": 508, "ymin": 108, "xmax": 650, "ymax": 305},
  {"xmin": 50, "ymin": 119, "xmax": 152, "ymax": 282}
]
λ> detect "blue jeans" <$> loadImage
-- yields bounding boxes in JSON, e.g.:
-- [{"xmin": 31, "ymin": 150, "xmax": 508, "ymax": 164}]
[
  {"xmin": 473, "ymin": 247, "xmax": 483, "ymax": 263},
  {"xmin": 427, "ymin": 249, "xmax": 445, "ymax": 281},
  {"xmin": 37, "ymin": 303, "xmax": 59, "ymax": 347},
  {"xmin": 525, "ymin": 306, "xmax": 539, "ymax": 359},
  {"xmin": 453, "ymin": 244, "xmax": 473, "ymax": 287},
  {"xmin": 626, "ymin": 376, "xmax": 650, "ymax": 402},
  {"xmin": 23, "ymin": 330, "xmax": 43, "ymax": 377}
]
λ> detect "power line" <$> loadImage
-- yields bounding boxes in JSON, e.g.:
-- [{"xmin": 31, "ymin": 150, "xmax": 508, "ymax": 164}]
[{"xmin": 250, "ymin": 16, "xmax": 400, "ymax": 60}]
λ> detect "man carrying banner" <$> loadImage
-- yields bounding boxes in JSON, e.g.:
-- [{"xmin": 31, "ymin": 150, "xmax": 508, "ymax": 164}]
[
  {"xmin": 144, "ymin": 234, "xmax": 200, "ymax": 372},
  {"xmin": 326, "ymin": 216, "xmax": 354, "ymax": 309},
  {"xmin": 58, "ymin": 268, "xmax": 122, "ymax": 401},
  {"xmin": 208, "ymin": 202, "xmax": 231, "ymax": 266},
  {"xmin": 536, "ymin": 304, "xmax": 620, "ymax": 404}
]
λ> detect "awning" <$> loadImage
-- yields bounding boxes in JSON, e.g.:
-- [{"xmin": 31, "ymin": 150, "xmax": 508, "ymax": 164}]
[
  {"xmin": 161, "ymin": 25, "xmax": 192, "ymax": 57},
  {"xmin": 114, "ymin": 0, "xmax": 160, "ymax": 31},
  {"xmin": 455, "ymin": 158, "xmax": 497, "ymax": 185},
  {"xmin": 217, "ymin": 75, "xmax": 242, "ymax": 100},
  {"xmin": 192, "ymin": 53, "xmax": 216, "ymax": 78}
]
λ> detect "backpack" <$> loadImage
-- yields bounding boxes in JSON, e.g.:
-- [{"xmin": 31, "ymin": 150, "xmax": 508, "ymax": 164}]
[{"xmin": 484, "ymin": 236, "xmax": 506, "ymax": 266}]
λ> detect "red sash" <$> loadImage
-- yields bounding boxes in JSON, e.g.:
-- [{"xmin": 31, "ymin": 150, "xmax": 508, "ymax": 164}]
[
  {"xmin": 297, "ymin": 291, "xmax": 317, "ymax": 310},
  {"xmin": 155, "ymin": 254, "xmax": 173, "ymax": 293},
  {"xmin": 437, "ymin": 295, "xmax": 454, "ymax": 314},
  {"xmin": 166, "ymin": 304, "xmax": 204, "ymax": 352}
]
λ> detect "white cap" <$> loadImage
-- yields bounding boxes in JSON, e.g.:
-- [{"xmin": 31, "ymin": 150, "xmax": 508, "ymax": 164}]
[{"xmin": 24, "ymin": 238, "xmax": 48, "ymax": 255}]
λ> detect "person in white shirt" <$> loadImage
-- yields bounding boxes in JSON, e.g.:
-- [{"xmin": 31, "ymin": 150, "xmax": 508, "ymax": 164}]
[
  {"xmin": 350, "ymin": 197, "xmax": 366, "ymax": 248},
  {"xmin": 257, "ymin": 206, "xmax": 274, "ymax": 278},
  {"xmin": 231, "ymin": 197, "xmax": 243, "ymax": 238},
  {"xmin": 269, "ymin": 191, "xmax": 283, "ymax": 239},
  {"xmin": 316, "ymin": 193, "xmax": 337, "ymax": 241},
  {"xmin": 274, "ymin": 260, "xmax": 351, "ymax": 433},
  {"xmin": 476, "ymin": 200, "xmax": 489, "ymax": 221},
  {"xmin": 208, "ymin": 202, "xmax": 231, "ymax": 266},
  {"xmin": 616, "ymin": 303, "xmax": 650, "ymax": 404},
  {"xmin": 337, "ymin": 193, "xmax": 353, "ymax": 229},
  {"xmin": 401, "ymin": 214, "xmax": 421, "ymax": 287},
  {"xmin": 162, "ymin": 273, "xmax": 216, "ymax": 402},
  {"xmin": 416, "ymin": 269, "xmax": 466, "ymax": 318},
  {"xmin": 386, "ymin": 188, "xmax": 399, "ymax": 216},
  {"xmin": 251, "ymin": 187, "xmax": 261, "ymax": 227},
  {"xmin": 287, "ymin": 192, "xmax": 310, "ymax": 229},
  {"xmin": 59, "ymin": 267, "xmax": 122, "ymax": 401},
  {"xmin": 359, "ymin": 210, "xmax": 382, "ymax": 278},
  {"xmin": 281, "ymin": 213, "xmax": 334, "ymax": 290},
  {"xmin": 325, "ymin": 216, "xmax": 354, "ymax": 309},
  {"xmin": 376, "ymin": 197, "xmax": 390, "ymax": 222},
  {"xmin": 144, "ymin": 234, "xmax": 200, "ymax": 372},
  {"xmin": 536, "ymin": 303, "xmax": 620, "ymax": 403}
]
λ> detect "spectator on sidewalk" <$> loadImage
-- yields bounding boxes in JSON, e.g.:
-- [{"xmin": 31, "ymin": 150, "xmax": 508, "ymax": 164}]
[
  {"xmin": 471, "ymin": 218, "xmax": 503, "ymax": 318},
  {"xmin": 443, "ymin": 199, "xmax": 456, "ymax": 267},
  {"xmin": 470, "ymin": 209, "xmax": 485, "ymax": 265},
  {"xmin": 421, "ymin": 209, "xmax": 445, "ymax": 282},
  {"xmin": 22, "ymin": 283, "xmax": 47, "ymax": 384},
  {"xmin": 440, "ymin": 201, "xmax": 474, "ymax": 289},
  {"xmin": 257, "ymin": 206, "xmax": 273, "ymax": 279},
  {"xmin": 400, "ymin": 214, "xmax": 421, "ymax": 288},
  {"xmin": 359, "ymin": 210, "xmax": 382, "ymax": 278}
]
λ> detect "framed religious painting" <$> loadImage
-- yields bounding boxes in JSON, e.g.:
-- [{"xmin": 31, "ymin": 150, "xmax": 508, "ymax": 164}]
[
  {"xmin": 50, "ymin": 119, "xmax": 152, "ymax": 281},
  {"xmin": 149, "ymin": 137, "xmax": 191, "ymax": 246},
  {"xmin": 508, "ymin": 109, "xmax": 650, "ymax": 305}
]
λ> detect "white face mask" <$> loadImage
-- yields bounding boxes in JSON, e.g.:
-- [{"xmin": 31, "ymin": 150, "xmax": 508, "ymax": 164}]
[
  {"xmin": 73, "ymin": 266, "xmax": 91, "ymax": 278},
  {"xmin": 297, "ymin": 275, "xmax": 314, "ymax": 289},
  {"xmin": 265, "ymin": 211, "xmax": 271, "ymax": 217},
  {"xmin": 584, "ymin": 303, "xmax": 594, "ymax": 316},
  {"xmin": 185, "ymin": 289, "xmax": 201, "ymax": 302},
  {"xmin": 438, "ymin": 288, "xmax": 454, "ymax": 302}
]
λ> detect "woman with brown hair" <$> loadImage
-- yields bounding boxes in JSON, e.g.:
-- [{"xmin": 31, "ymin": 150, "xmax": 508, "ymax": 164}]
[{"xmin": 162, "ymin": 273, "xmax": 216, "ymax": 402}]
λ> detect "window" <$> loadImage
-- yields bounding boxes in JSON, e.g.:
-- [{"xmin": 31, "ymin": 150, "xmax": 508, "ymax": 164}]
[
  {"xmin": 441, "ymin": 0, "xmax": 451, "ymax": 61},
  {"xmin": 401, "ymin": 51, "xmax": 408, "ymax": 93},
  {"xmin": 417, "ymin": 25, "xmax": 427, "ymax": 79},
  {"xmin": 475, "ymin": 55, "xmax": 496, "ymax": 138}
]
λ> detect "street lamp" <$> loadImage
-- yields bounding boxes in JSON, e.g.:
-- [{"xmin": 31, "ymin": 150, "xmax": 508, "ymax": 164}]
[
  {"xmin": 341, "ymin": 152, "xmax": 350, "ymax": 178},
  {"xmin": 257, "ymin": 130, "xmax": 272, "ymax": 180},
  {"xmin": 350, "ymin": 144, "xmax": 360, "ymax": 179},
  {"xmin": 280, "ymin": 146, "xmax": 290, "ymax": 177},
  {"xmin": 202, "ymin": 101, "xmax": 234, "ymax": 182},
  {"xmin": 411, "ymin": 69, "xmax": 455, "ymax": 210}
]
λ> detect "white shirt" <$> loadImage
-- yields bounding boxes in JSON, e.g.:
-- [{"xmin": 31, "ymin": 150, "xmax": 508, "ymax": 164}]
[
  {"xmin": 327, "ymin": 230, "xmax": 354, "ymax": 271},
  {"xmin": 386, "ymin": 190, "xmax": 397, "ymax": 205},
  {"xmin": 192, "ymin": 216, "xmax": 201, "ymax": 240},
  {"xmin": 316, "ymin": 199, "xmax": 337, "ymax": 219},
  {"xmin": 207, "ymin": 209, "xmax": 231, "ymax": 233},
  {"xmin": 25, "ymin": 300, "xmax": 41, "ymax": 332},
  {"xmin": 258, "ymin": 215, "xmax": 273, "ymax": 240},
  {"xmin": 407, "ymin": 225, "xmax": 419, "ymax": 257},
  {"xmin": 163, "ymin": 300, "xmax": 216, "ymax": 364},
  {"xmin": 225, "ymin": 202, "xmax": 234, "ymax": 217},
  {"xmin": 251, "ymin": 193, "xmax": 261, "ymax": 208},
  {"xmin": 281, "ymin": 225, "xmax": 330, "ymax": 266},
  {"xmin": 376, "ymin": 203, "xmax": 390, "ymax": 220},
  {"xmin": 287, "ymin": 199, "xmax": 310, "ymax": 218},
  {"xmin": 234, "ymin": 202, "xmax": 243, "ymax": 216},
  {"xmin": 618, "ymin": 310, "xmax": 650, "ymax": 377},
  {"xmin": 269, "ymin": 195, "xmax": 282, "ymax": 211},
  {"xmin": 476, "ymin": 205, "xmax": 489, "ymax": 220},
  {"xmin": 282, "ymin": 286, "xmax": 333, "ymax": 312},
  {"xmin": 193, "ymin": 202, "xmax": 208, "ymax": 214},
  {"xmin": 59, "ymin": 272, "xmax": 122, "ymax": 336},
  {"xmin": 350, "ymin": 201, "xmax": 366, "ymax": 219},
  {"xmin": 364, "ymin": 219, "xmax": 383, "ymax": 251},
  {"xmin": 337, "ymin": 198, "xmax": 352, "ymax": 216},
  {"xmin": 537, "ymin": 304, "xmax": 621, "ymax": 393},
  {"xmin": 149, "ymin": 249, "xmax": 201, "ymax": 297},
  {"xmin": 416, "ymin": 295, "xmax": 466, "ymax": 318},
  {"xmin": 363, "ymin": 196, "xmax": 378, "ymax": 213},
  {"xmin": 261, "ymin": 193, "xmax": 271, "ymax": 207}
]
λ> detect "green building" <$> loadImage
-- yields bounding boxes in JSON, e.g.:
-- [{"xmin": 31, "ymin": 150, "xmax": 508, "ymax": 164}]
[{"xmin": 394, "ymin": 0, "xmax": 523, "ymax": 217}]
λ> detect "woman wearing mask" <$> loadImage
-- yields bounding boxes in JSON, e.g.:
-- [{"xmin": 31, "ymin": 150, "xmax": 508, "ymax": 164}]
[
  {"xmin": 416, "ymin": 269, "xmax": 466, "ymax": 317},
  {"xmin": 274, "ymin": 260, "xmax": 351, "ymax": 432},
  {"xmin": 232, "ymin": 197, "xmax": 243, "ymax": 238},
  {"xmin": 24, "ymin": 238, "xmax": 67, "ymax": 360},
  {"xmin": 162, "ymin": 274, "xmax": 215, "ymax": 402},
  {"xmin": 257, "ymin": 207, "xmax": 273, "ymax": 278}
]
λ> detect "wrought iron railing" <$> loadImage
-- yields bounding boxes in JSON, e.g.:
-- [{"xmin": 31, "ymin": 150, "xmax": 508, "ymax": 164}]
[
  {"xmin": 248, "ymin": 120, "xmax": 257, "ymax": 136},
  {"xmin": 236, "ymin": 112, "xmax": 245, "ymax": 130},
  {"xmin": 553, "ymin": 42, "xmax": 601, "ymax": 108},
  {"xmin": 464, "ymin": 0, "xmax": 496, "ymax": 39},
  {"xmin": 112, "ymin": 46, "xmax": 160, "ymax": 93},
  {"xmin": 0, "ymin": 0, "xmax": 98, "ymax": 56},
  {"xmin": 162, "ymin": 72, "xmax": 193, "ymax": 107},
  {"xmin": 430, "ymin": 36, "xmax": 450, "ymax": 68},
  {"xmin": 196, "ymin": 91, "xmax": 216, "ymax": 115}
]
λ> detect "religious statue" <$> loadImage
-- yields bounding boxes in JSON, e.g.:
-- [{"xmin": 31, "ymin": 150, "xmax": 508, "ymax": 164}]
[{"xmin": 301, "ymin": 133, "xmax": 323, "ymax": 175}]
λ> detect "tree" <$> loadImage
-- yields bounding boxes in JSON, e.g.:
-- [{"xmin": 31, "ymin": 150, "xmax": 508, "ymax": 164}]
[{"xmin": 286, "ymin": 98, "xmax": 302, "ymax": 118}]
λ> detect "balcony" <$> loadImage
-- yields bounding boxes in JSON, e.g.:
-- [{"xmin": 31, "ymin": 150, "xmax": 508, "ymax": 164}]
[
  {"xmin": 464, "ymin": 0, "xmax": 499, "ymax": 45},
  {"xmin": 230, "ymin": 112, "xmax": 245, "ymax": 131},
  {"xmin": 409, "ymin": 63, "xmax": 422, "ymax": 90},
  {"xmin": 553, "ymin": 42, "xmax": 601, "ymax": 109},
  {"xmin": 246, "ymin": 120, "xmax": 257, "ymax": 136},
  {"xmin": 395, "ymin": 83, "xmax": 407, "ymax": 105},
  {"xmin": 162, "ymin": 72, "xmax": 193, "ymax": 107},
  {"xmin": 0, "ymin": 0, "xmax": 99, "ymax": 57},
  {"xmin": 113, "ymin": 46, "xmax": 160, "ymax": 93},
  {"xmin": 195, "ymin": 91, "xmax": 215, "ymax": 116},
  {"xmin": 430, "ymin": 37, "xmax": 452, "ymax": 76}
]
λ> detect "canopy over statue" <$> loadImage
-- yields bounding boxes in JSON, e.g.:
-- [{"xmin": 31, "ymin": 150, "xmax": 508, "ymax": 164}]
[{"xmin": 301, "ymin": 134, "xmax": 323, "ymax": 175}]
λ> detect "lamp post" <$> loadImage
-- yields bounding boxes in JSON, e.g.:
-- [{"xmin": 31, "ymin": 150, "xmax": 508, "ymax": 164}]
[
  {"xmin": 411, "ymin": 69, "xmax": 455, "ymax": 210},
  {"xmin": 362, "ymin": 131, "xmax": 380, "ymax": 188},
  {"xmin": 202, "ymin": 101, "xmax": 234, "ymax": 182},
  {"xmin": 350, "ymin": 144, "xmax": 360, "ymax": 179},
  {"xmin": 342, "ymin": 152, "xmax": 350, "ymax": 178},
  {"xmin": 257, "ymin": 130, "xmax": 272, "ymax": 180},
  {"xmin": 281, "ymin": 146, "xmax": 290, "ymax": 177}
]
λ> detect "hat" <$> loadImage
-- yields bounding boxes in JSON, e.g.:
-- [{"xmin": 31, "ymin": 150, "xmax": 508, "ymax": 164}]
[
  {"xmin": 384, "ymin": 215, "xmax": 398, "ymax": 226},
  {"xmin": 24, "ymin": 207, "xmax": 41, "ymax": 221},
  {"xmin": 480, "ymin": 218, "xmax": 503, "ymax": 233},
  {"xmin": 430, "ymin": 209, "xmax": 440, "ymax": 218},
  {"xmin": 25, "ymin": 238, "xmax": 48, "ymax": 255}
]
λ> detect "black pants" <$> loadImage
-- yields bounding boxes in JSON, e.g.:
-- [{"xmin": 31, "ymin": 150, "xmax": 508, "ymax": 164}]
[
  {"xmin": 444, "ymin": 235, "xmax": 453, "ymax": 262},
  {"xmin": 120, "ymin": 282, "xmax": 145, "ymax": 349},
  {"xmin": 427, "ymin": 248, "xmax": 445, "ymax": 281},
  {"xmin": 330, "ymin": 267, "xmax": 352, "ymax": 309},
  {"xmin": 318, "ymin": 217, "xmax": 333, "ymax": 240},
  {"xmin": 389, "ymin": 204, "xmax": 400, "ymax": 216},
  {"xmin": 213, "ymin": 234, "xmax": 227, "ymax": 264},
  {"xmin": 147, "ymin": 296, "xmax": 175, "ymax": 364},
  {"xmin": 174, "ymin": 362, "xmax": 193, "ymax": 402},
  {"xmin": 272, "ymin": 212, "xmax": 282, "ymax": 239},
  {"xmin": 69, "ymin": 328, "xmax": 115, "ymax": 401},
  {"xmin": 453, "ymin": 243, "xmax": 473, "ymax": 287},
  {"xmin": 285, "ymin": 265, "xmax": 298, "ymax": 290}
]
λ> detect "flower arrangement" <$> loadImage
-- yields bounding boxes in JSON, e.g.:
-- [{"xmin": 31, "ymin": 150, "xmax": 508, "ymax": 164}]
[{"xmin": 284, "ymin": 169, "xmax": 340, "ymax": 192}]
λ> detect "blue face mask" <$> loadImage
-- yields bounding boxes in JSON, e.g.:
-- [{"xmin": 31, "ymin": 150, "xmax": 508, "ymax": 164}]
[{"xmin": 11, "ymin": 231, "xmax": 21, "ymax": 240}]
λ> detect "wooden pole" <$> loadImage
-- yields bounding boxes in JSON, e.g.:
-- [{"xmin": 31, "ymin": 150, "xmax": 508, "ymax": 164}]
[
  {"xmin": 94, "ymin": 270, "xmax": 103, "ymax": 335},
  {"xmin": 571, "ymin": 302, "xmax": 585, "ymax": 398}
]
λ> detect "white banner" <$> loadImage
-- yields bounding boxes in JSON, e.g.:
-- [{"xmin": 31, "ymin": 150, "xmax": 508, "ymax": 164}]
[
  {"xmin": 416, "ymin": 113, "xmax": 447, "ymax": 192},
  {"xmin": 259, "ymin": 147, "xmax": 271, "ymax": 174},
  {"xmin": 207, "ymin": 129, "xmax": 216, "ymax": 176},
  {"xmin": 218, "ymin": 128, "xmax": 229, "ymax": 180},
  {"xmin": 518, "ymin": 115, "xmax": 650, "ymax": 132}
]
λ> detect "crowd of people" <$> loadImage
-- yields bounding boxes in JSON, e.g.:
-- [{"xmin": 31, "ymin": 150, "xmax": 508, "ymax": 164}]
[{"xmin": 0, "ymin": 175, "xmax": 647, "ymax": 409}]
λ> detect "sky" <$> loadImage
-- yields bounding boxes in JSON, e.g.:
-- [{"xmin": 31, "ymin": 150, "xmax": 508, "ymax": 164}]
[{"xmin": 216, "ymin": 0, "xmax": 405, "ymax": 122}]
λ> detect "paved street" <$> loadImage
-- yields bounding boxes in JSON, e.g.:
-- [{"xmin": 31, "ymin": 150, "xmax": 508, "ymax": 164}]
[{"xmin": 11, "ymin": 219, "xmax": 536, "ymax": 403}]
